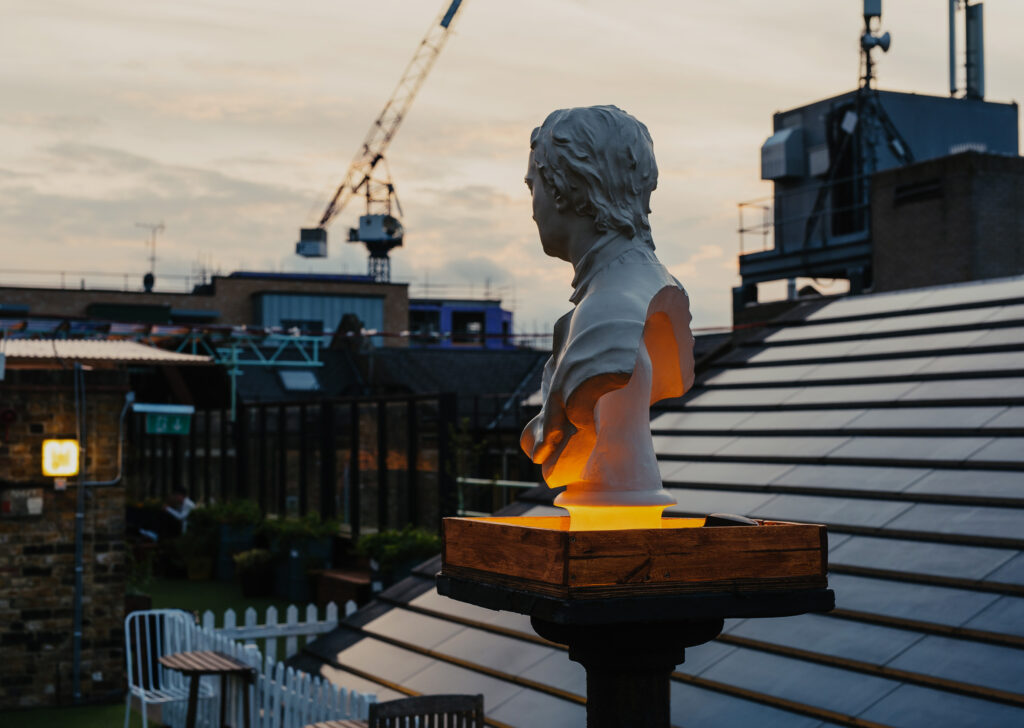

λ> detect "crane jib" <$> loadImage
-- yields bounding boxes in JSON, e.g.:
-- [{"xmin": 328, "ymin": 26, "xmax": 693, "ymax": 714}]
[{"xmin": 440, "ymin": 0, "xmax": 463, "ymax": 28}]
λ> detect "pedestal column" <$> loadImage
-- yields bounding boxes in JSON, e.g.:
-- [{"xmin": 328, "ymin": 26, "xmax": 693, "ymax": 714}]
[{"xmin": 531, "ymin": 617, "xmax": 724, "ymax": 728}]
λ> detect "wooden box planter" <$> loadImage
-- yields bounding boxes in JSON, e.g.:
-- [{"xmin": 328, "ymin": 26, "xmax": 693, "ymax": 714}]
[
  {"xmin": 442, "ymin": 516, "xmax": 827, "ymax": 600},
  {"xmin": 272, "ymin": 537, "xmax": 333, "ymax": 602},
  {"xmin": 216, "ymin": 524, "xmax": 256, "ymax": 581}
]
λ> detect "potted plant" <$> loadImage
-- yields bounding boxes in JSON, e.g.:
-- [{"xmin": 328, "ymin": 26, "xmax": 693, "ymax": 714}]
[
  {"xmin": 202, "ymin": 500, "xmax": 262, "ymax": 581},
  {"xmin": 260, "ymin": 514, "xmax": 339, "ymax": 601},
  {"xmin": 177, "ymin": 508, "xmax": 218, "ymax": 580},
  {"xmin": 356, "ymin": 526, "xmax": 441, "ymax": 589},
  {"xmin": 233, "ymin": 548, "xmax": 274, "ymax": 598}
]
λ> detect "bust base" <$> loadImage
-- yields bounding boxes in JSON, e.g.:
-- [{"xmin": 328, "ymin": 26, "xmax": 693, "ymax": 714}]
[{"xmin": 438, "ymin": 516, "xmax": 833, "ymax": 727}]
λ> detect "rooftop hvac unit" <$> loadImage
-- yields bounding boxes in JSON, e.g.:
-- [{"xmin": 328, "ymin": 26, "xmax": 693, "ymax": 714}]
[{"xmin": 761, "ymin": 127, "xmax": 806, "ymax": 180}]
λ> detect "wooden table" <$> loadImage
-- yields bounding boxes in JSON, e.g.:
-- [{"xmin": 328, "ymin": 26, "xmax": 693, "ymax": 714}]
[
  {"xmin": 159, "ymin": 650, "xmax": 256, "ymax": 728},
  {"xmin": 304, "ymin": 721, "xmax": 369, "ymax": 728}
]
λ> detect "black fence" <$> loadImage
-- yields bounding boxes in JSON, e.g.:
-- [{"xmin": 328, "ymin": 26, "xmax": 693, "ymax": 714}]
[{"xmin": 126, "ymin": 392, "xmax": 539, "ymax": 538}]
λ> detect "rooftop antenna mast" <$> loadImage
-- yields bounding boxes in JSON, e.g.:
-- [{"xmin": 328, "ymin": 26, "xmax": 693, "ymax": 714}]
[
  {"xmin": 135, "ymin": 221, "xmax": 165, "ymax": 292},
  {"xmin": 802, "ymin": 1, "xmax": 914, "ymax": 251},
  {"xmin": 949, "ymin": 1, "xmax": 985, "ymax": 99}
]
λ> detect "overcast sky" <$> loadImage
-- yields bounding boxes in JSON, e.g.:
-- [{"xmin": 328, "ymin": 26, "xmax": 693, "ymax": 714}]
[{"xmin": 3, "ymin": 0, "xmax": 1022, "ymax": 334}]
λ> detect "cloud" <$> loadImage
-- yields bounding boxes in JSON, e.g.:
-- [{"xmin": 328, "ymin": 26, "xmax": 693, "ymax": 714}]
[
  {"xmin": 0, "ymin": 112, "xmax": 102, "ymax": 135},
  {"xmin": 10, "ymin": 0, "xmax": 1014, "ymax": 333},
  {"xmin": 0, "ymin": 142, "xmax": 310, "ymax": 281}
]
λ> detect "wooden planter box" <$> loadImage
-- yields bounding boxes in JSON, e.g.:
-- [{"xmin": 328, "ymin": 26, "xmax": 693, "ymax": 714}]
[{"xmin": 442, "ymin": 516, "xmax": 827, "ymax": 599}]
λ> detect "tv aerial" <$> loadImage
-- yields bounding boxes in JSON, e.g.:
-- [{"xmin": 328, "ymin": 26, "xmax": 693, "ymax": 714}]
[{"xmin": 802, "ymin": 1, "xmax": 914, "ymax": 248}]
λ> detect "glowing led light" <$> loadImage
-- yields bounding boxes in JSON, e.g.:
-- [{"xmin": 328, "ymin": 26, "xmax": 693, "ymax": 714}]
[
  {"xmin": 565, "ymin": 504, "xmax": 670, "ymax": 531},
  {"xmin": 42, "ymin": 439, "xmax": 79, "ymax": 477}
]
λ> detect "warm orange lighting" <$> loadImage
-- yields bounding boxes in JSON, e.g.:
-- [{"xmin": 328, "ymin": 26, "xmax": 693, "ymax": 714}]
[
  {"xmin": 42, "ymin": 439, "xmax": 79, "ymax": 477},
  {"xmin": 565, "ymin": 504, "xmax": 670, "ymax": 531},
  {"xmin": 474, "ymin": 515, "xmax": 707, "ymax": 531}
]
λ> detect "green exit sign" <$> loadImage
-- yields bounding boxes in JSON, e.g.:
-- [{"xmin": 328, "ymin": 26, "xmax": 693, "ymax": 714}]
[
  {"xmin": 134, "ymin": 403, "xmax": 196, "ymax": 436},
  {"xmin": 146, "ymin": 413, "xmax": 191, "ymax": 435}
]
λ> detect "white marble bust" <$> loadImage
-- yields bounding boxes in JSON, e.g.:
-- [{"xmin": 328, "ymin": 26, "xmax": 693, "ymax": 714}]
[{"xmin": 520, "ymin": 105, "xmax": 695, "ymax": 530}]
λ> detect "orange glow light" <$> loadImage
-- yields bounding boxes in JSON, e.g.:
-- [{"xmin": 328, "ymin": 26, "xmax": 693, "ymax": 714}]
[
  {"xmin": 42, "ymin": 439, "xmax": 80, "ymax": 477},
  {"xmin": 565, "ymin": 504, "xmax": 669, "ymax": 531},
  {"xmin": 474, "ymin": 515, "xmax": 707, "ymax": 531}
]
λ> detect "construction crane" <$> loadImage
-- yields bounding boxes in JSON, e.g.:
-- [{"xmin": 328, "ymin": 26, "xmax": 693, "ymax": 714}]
[{"xmin": 296, "ymin": 0, "xmax": 467, "ymax": 283}]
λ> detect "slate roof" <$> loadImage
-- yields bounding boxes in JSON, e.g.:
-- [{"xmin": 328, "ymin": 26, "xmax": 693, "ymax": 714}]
[
  {"xmin": 0, "ymin": 339, "xmax": 211, "ymax": 365},
  {"xmin": 295, "ymin": 274, "xmax": 1024, "ymax": 728},
  {"xmin": 369, "ymin": 348, "xmax": 547, "ymax": 427}
]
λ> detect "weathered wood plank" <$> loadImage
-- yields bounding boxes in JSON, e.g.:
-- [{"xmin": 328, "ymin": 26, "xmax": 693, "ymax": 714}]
[
  {"xmin": 442, "ymin": 517, "xmax": 828, "ymax": 599},
  {"xmin": 443, "ymin": 517, "xmax": 567, "ymax": 584}
]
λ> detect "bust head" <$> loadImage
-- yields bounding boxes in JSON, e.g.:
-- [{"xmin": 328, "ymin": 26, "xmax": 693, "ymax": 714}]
[{"xmin": 527, "ymin": 105, "xmax": 658, "ymax": 261}]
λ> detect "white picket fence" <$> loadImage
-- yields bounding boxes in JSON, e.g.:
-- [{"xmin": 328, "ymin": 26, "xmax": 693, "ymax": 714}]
[
  {"xmin": 156, "ymin": 603, "xmax": 374, "ymax": 728},
  {"xmin": 201, "ymin": 601, "xmax": 358, "ymax": 663}
]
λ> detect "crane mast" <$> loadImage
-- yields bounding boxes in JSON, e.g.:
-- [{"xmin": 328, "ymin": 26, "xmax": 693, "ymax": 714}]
[{"xmin": 296, "ymin": 0, "xmax": 466, "ymax": 283}]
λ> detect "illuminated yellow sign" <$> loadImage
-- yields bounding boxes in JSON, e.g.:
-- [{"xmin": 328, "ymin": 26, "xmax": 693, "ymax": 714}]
[{"xmin": 42, "ymin": 439, "xmax": 80, "ymax": 477}]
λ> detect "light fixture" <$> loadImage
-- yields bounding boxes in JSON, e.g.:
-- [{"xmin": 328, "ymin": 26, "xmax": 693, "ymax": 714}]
[{"xmin": 42, "ymin": 439, "xmax": 80, "ymax": 477}]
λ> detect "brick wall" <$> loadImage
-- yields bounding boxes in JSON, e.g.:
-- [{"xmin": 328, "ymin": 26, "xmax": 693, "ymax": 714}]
[
  {"xmin": 0, "ymin": 369, "xmax": 129, "ymax": 707},
  {"xmin": 872, "ymin": 152, "xmax": 1024, "ymax": 292}
]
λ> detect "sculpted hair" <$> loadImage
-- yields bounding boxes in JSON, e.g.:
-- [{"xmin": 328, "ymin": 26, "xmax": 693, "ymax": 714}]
[{"xmin": 530, "ymin": 105, "xmax": 658, "ymax": 246}]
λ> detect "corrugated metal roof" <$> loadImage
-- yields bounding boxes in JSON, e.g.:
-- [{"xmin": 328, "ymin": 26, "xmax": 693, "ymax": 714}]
[
  {"xmin": 0, "ymin": 339, "xmax": 211, "ymax": 365},
  {"xmin": 297, "ymin": 273, "xmax": 1024, "ymax": 727}
]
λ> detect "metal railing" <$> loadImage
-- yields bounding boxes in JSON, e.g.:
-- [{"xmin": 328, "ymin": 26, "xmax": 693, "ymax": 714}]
[
  {"xmin": 126, "ymin": 391, "xmax": 539, "ymax": 537},
  {"xmin": 737, "ymin": 172, "xmax": 871, "ymax": 257}
]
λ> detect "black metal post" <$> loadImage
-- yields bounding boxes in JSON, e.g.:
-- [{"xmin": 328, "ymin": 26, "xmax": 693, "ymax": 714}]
[
  {"xmin": 348, "ymin": 403, "xmax": 361, "ymax": 539},
  {"xmin": 146, "ymin": 427, "xmax": 156, "ymax": 499},
  {"xmin": 258, "ymin": 405, "xmax": 268, "ymax": 512},
  {"xmin": 203, "ymin": 409, "xmax": 212, "ymax": 504},
  {"xmin": 406, "ymin": 399, "xmax": 418, "ymax": 527},
  {"xmin": 171, "ymin": 437, "xmax": 182, "ymax": 496},
  {"xmin": 436, "ymin": 393, "xmax": 458, "ymax": 528},
  {"xmin": 278, "ymin": 405, "xmax": 288, "ymax": 516},
  {"xmin": 320, "ymin": 401, "xmax": 337, "ymax": 519},
  {"xmin": 298, "ymin": 404, "xmax": 308, "ymax": 516},
  {"xmin": 530, "ymin": 618, "xmax": 723, "ymax": 728},
  {"xmin": 71, "ymin": 363, "xmax": 87, "ymax": 702},
  {"xmin": 219, "ymin": 409, "xmax": 229, "ymax": 502},
  {"xmin": 187, "ymin": 414, "xmax": 197, "ymax": 498},
  {"xmin": 377, "ymin": 400, "xmax": 388, "ymax": 533},
  {"xmin": 235, "ymin": 403, "xmax": 249, "ymax": 500},
  {"xmin": 158, "ymin": 436, "xmax": 167, "ymax": 498}
]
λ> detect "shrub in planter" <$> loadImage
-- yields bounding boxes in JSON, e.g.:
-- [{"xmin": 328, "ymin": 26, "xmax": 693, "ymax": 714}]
[
  {"xmin": 176, "ymin": 532, "xmax": 214, "ymax": 580},
  {"xmin": 199, "ymin": 500, "xmax": 262, "ymax": 581},
  {"xmin": 357, "ymin": 526, "xmax": 441, "ymax": 588},
  {"xmin": 177, "ymin": 509, "xmax": 219, "ymax": 580},
  {"xmin": 260, "ymin": 515, "xmax": 340, "ymax": 602},
  {"xmin": 233, "ymin": 548, "xmax": 274, "ymax": 598}
]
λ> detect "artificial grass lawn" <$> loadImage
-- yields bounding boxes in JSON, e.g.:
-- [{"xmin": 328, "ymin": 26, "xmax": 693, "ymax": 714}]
[
  {"xmin": 1, "ymin": 702, "xmax": 145, "ymax": 728},
  {"xmin": 149, "ymin": 575, "xmax": 297, "ymax": 621}
]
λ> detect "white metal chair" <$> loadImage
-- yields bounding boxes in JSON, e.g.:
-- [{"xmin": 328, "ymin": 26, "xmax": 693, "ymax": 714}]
[{"xmin": 124, "ymin": 608, "xmax": 216, "ymax": 728}]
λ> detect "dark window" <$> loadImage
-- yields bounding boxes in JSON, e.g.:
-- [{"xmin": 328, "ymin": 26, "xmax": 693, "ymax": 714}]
[
  {"xmin": 409, "ymin": 309, "xmax": 442, "ymax": 345},
  {"xmin": 451, "ymin": 311, "xmax": 485, "ymax": 346}
]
